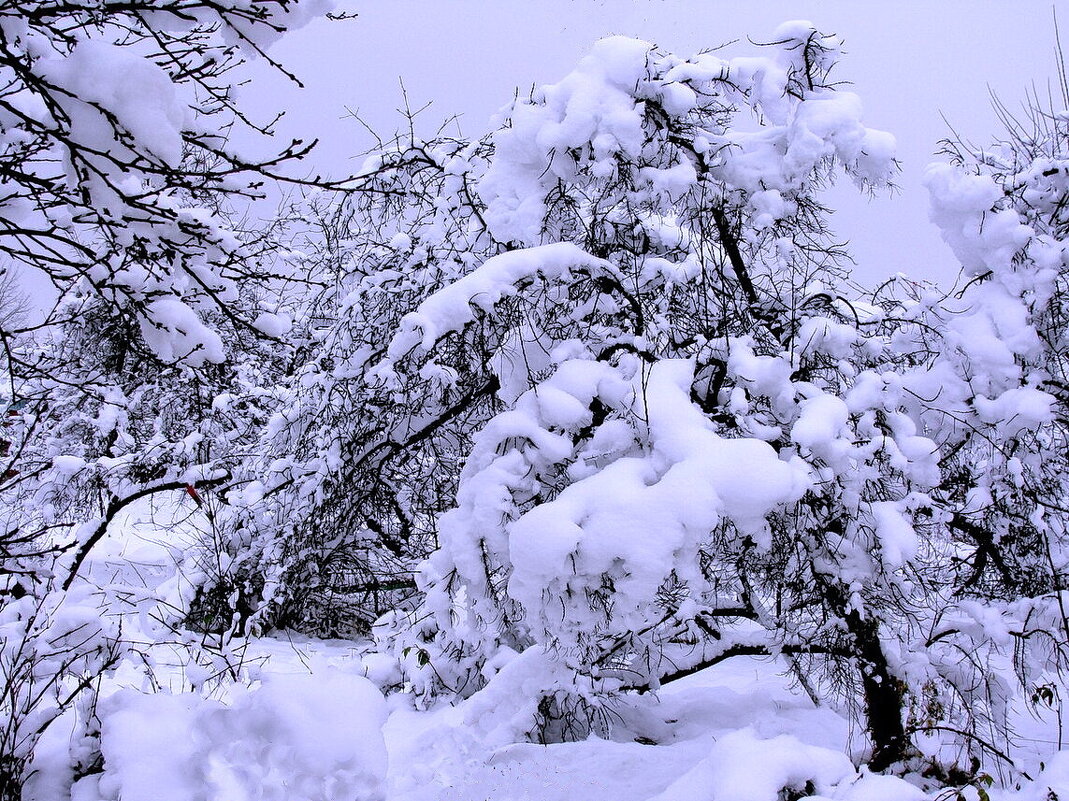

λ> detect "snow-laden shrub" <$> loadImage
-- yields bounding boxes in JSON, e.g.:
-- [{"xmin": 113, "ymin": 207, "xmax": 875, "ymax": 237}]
[
  {"xmin": 365, "ymin": 25, "xmax": 928, "ymax": 769},
  {"xmin": 0, "ymin": 588, "xmax": 121, "ymax": 800},
  {"xmin": 360, "ymin": 26, "xmax": 1069, "ymax": 778}
]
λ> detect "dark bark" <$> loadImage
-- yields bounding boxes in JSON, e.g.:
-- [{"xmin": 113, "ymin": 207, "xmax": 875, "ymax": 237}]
[
  {"xmin": 817, "ymin": 564, "xmax": 909, "ymax": 770},
  {"xmin": 843, "ymin": 607, "xmax": 909, "ymax": 772}
]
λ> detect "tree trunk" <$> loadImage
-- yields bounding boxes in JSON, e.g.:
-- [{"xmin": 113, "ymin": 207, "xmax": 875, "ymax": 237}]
[
  {"xmin": 813, "ymin": 558, "xmax": 910, "ymax": 772},
  {"xmin": 844, "ymin": 607, "xmax": 909, "ymax": 772}
]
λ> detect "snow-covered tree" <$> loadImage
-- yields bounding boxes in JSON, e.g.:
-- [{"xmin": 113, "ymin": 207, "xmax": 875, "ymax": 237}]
[
  {"xmin": 0, "ymin": 0, "xmax": 341, "ymax": 793},
  {"xmin": 362, "ymin": 25, "xmax": 942, "ymax": 767},
  {"xmin": 906, "ymin": 89, "xmax": 1069, "ymax": 771},
  {"xmin": 176, "ymin": 131, "xmax": 502, "ymax": 637},
  {"xmin": 355, "ymin": 27, "xmax": 1069, "ymax": 779},
  {"xmin": 0, "ymin": 0, "xmax": 344, "ymax": 361}
]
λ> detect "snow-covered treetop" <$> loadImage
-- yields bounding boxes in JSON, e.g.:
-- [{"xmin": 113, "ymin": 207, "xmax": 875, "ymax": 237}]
[
  {"xmin": 480, "ymin": 25, "xmax": 895, "ymax": 247},
  {"xmin": 0, "ymin": 0, "xmax": 336, "ymax": 368}
]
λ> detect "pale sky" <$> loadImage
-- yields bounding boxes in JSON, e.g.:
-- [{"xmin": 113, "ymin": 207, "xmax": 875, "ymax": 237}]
[{"xmin": 244, "ymin": 0, "xmax": 1066, "ymax": 290}]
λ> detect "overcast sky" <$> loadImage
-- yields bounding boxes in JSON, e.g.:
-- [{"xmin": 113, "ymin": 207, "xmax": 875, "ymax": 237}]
[{"xmin": 243, "ymin": 0, "xmax": 1065, "ymax": 290}]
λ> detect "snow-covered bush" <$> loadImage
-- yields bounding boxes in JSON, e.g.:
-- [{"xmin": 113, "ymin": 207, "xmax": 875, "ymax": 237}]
[
  {"xmin": 365, "ymin": 25, "xmax": 935, "ymax": 767},
  {"xmin": 0, "ymin": 0, "xmax": 337, "ymax": 366},
  {"xmin": 0, "ymin": 0, "xmax": 342, "ymax": 795},
  {"xmin": 358, "ymin": 26, "xmax": 1069, "ymax": 778},
  {"xmin": 0, "ymin": 587, "xmax": 121, "ymax": 799},
  {"xmin": 217, "ymin": 25, "xmax": 895, "ymax": 644},
  {"xmin": 199, "ymin": 134, "xmax": 501, "ymax": 636},
  {"xmin": 906, "ymin": 91, "xmax": 1069, "ymax": 770}
]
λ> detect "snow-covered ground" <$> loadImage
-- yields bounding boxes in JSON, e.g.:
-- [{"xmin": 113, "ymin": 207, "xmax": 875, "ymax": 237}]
[
  {"xmin": 23, "ymin": 498, "xmax": 1069, "ymax": 801},
  {"xmin": 47, "ymin": 629, "xmax": 1069, "ymax": 801}
]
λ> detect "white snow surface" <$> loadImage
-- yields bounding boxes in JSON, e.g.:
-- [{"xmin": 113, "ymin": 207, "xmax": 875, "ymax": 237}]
[
  {"xmin": 32, "ymin": 512, "xmax": 1069, "ymax": 801},
  {"xmin": 53, "ymin": 633, "xmax": 1069, "ymax": 801},
  {"xmin": 74, "ymin": 672, "xmax": 386, "ymax": 801}
]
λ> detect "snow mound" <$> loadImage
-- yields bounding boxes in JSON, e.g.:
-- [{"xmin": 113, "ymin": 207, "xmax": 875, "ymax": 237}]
[
  {"xmin": 76, "ymin": 672, "xmax": 387, "ymax": 801},
  {"xmin": 1015, "ymin": 752, "xmax": 1069, "ymax": 801},
  {"xmin": 381, "ymin": 655, "xmax": 934, "ymax": 801},
  {"xmin": 649, "ymin": 729, "xmax": 926, "ymax": 801}
]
